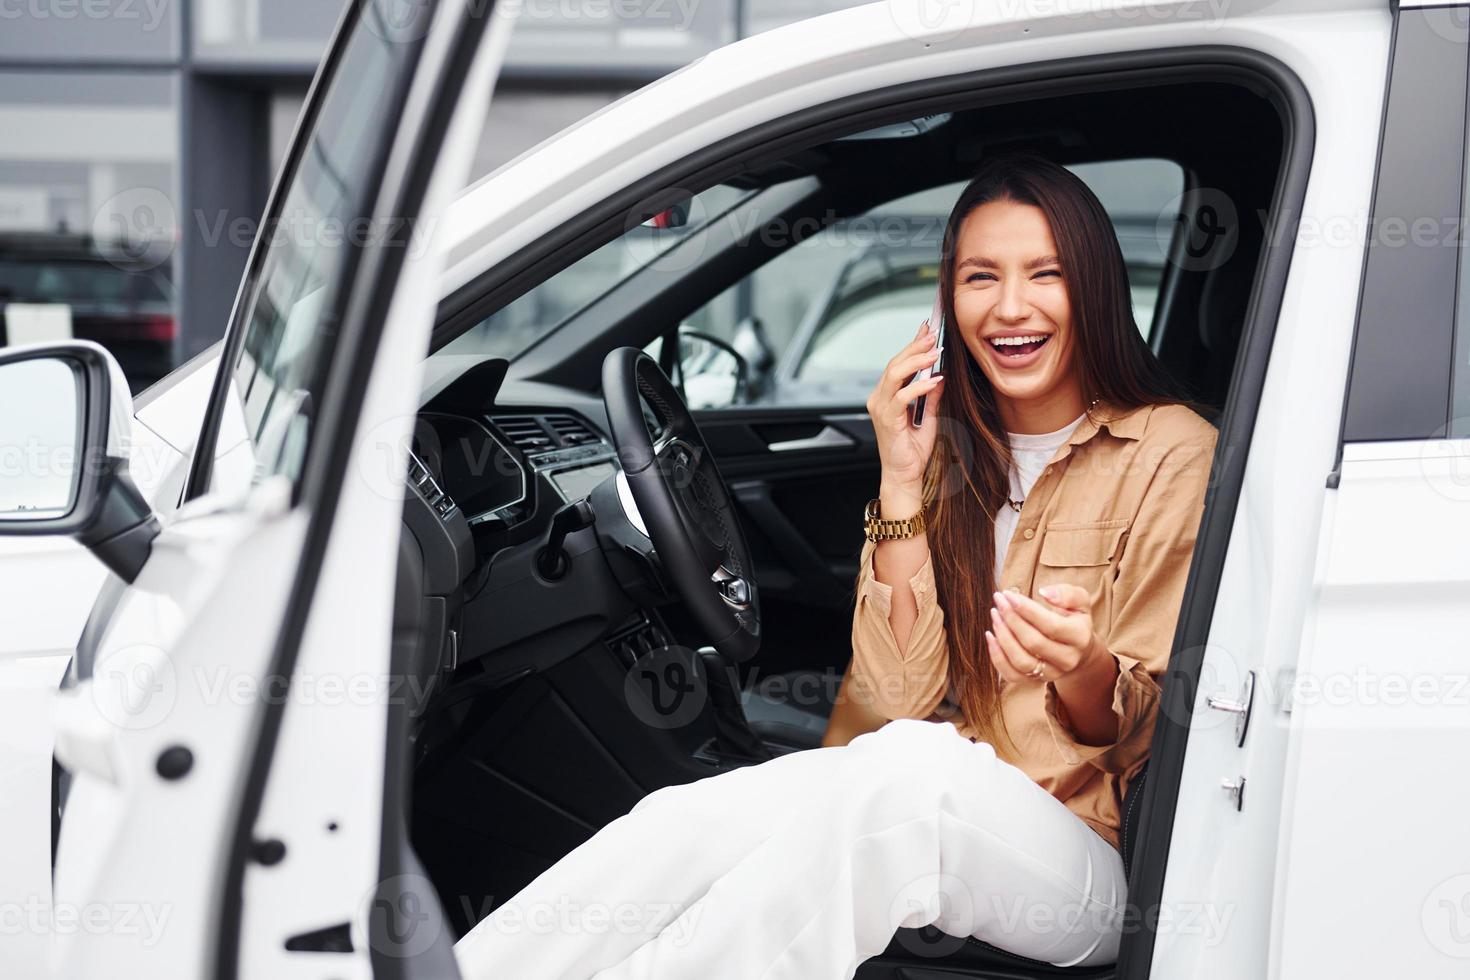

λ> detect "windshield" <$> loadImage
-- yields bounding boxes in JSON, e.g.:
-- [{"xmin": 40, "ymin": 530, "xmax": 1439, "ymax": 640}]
[{"xmin": 442, "ymin": 183, "xmax": 754, "ymax": 361}]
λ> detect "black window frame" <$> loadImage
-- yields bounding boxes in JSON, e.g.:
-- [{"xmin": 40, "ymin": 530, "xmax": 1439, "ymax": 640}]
[{"xmin": 1337, "ymin": 3, "xmax": 1469, "ymax": 450}]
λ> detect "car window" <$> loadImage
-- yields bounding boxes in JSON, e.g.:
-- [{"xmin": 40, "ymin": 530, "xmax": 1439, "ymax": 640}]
[
  {"xmin": 683, "ymin": 158, "xmax": 1183, "ymax": 409},
  {"xmin": 202, "ymin": 0, "xmax": 426, "ymax": 498},
  {"xmin": 442, "ymin": 183, "xmax": 755, "ymax": 362},
  {"xmin": 1455, "ymin": 74, "xmax": 1470, "ymax": 437},
  {"xmin": 798, "ymin": 267, "xmax": 936, "ymax": 380}
]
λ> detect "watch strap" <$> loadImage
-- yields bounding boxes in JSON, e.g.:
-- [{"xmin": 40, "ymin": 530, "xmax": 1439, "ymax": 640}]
[{"xmin": 863, "ymin": 497, "xmax": 926, "ymax": 541}]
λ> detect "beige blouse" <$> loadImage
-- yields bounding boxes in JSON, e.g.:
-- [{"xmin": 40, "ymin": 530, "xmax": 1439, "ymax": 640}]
[{"xmin": 847, "ymin": 401, "xmax": 1218, "ymax": 852}]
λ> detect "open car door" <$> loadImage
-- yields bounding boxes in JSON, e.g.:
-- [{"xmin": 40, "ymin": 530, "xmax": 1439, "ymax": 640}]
[{"xmin": 19, "ymin": 1, "xmax": 517, "ymax": 977}]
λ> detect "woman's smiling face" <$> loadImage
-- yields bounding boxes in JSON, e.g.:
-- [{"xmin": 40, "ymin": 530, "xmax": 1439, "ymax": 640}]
[{"xmin": 951, "ymin": 198, "xmax": 1084, "ymax": 427}]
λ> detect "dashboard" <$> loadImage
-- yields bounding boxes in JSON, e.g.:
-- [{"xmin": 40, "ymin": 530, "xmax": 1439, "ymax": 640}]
[
  {"xmin": 394, "ymin": 355, "xmax": 688, "ymax": 732},
  {"xmin": 402, "ymin": 354, "xmax": 667, "ymax": 543},
  {"xmin": 410, "ymin": 407, "xmax": 621, "ymax": 533}
]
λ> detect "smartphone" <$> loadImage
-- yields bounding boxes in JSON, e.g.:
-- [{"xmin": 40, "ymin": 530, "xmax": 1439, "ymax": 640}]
[{"xmin": 909, "ymin": 285, "xmax": 945, "ymax": 428}]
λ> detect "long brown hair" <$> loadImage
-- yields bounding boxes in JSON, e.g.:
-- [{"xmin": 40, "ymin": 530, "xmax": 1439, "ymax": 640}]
[{"xmin": 919, "ymin": 152, "xmax": 1189, "ymax": 756}]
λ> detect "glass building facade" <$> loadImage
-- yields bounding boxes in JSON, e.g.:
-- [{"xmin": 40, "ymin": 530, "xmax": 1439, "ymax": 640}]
[{"xmin": 0, "ymin": 0, "xmax": 853, "ymax": 388}]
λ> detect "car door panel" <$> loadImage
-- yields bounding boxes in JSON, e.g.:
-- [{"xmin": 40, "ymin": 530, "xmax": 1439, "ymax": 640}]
[
  {"xmin": 693, "ymin": 405, "xmax": 877, "ymax": 677},
  {"xmin": 699, "ymin": 407, "xmax": 877, "ymax": 586},
  {"xmin": 40, "ymin": 1, "xmax": 513, "ymax": 977},
  {"xmin": 52, "ymin": 503, "xmax": 309, "ymax": 978}
]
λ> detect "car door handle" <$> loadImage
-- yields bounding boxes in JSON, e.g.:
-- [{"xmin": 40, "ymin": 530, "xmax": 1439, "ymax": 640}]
[{"xmin": 766, "ymin": 425, "xmax": 856, "ymax": 452}]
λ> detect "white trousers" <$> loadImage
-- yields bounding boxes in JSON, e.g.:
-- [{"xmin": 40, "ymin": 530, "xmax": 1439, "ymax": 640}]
[{"xmin": 453, "ymin": 717, "xmax": 1128, "ymax": 979}]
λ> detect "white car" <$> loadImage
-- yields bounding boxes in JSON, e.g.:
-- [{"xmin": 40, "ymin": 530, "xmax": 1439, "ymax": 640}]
[{"xmin": 2, "ymin": 0, "xmax": 1468, "ymax": 977}]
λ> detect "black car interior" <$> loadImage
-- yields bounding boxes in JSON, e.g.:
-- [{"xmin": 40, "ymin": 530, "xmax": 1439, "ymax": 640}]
[{"xmin": 390, "ymin": 73, "xmax": 1285, "ymax": 979}]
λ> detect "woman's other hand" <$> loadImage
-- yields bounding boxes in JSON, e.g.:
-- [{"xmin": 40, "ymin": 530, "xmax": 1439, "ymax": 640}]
[
  {"xmin": 985, "ymin": 585, "xmax": 1121, "ymax": 745},
  {"xmin": 865, "ymin": 319, "xmax": 945, "ymax": 508}
]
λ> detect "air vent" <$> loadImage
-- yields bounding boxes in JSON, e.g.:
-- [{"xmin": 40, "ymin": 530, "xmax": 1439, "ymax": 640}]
[
  {"xmin": 545, "ymin": 414, "xmax": 603, "ymax": 447},
  {"xmin": 491, "ymin": 415, "xmax": 555, "ymax": 455}
]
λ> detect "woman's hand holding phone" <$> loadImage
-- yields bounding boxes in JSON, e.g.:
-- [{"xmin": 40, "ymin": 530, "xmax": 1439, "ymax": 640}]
[{"xmin": 865, "ymin": 317, "xmax": 945, "ymax": 516}]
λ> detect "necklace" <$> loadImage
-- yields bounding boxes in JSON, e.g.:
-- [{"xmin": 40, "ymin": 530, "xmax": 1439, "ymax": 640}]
[
  {"xmin": 1004, "ymin": 398, "xmax": 1098, "ymax": 514},
  {"xmin": 1006, "ymin": 461, "xmax": 1025, "ymax": 512}
]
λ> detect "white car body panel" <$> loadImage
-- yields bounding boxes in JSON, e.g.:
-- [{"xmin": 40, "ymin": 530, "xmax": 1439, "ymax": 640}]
[
  {"xmin": 51, "ymin": 501, "xmax": 309, "ymax": 978},
  {"xmin": 0, "ymin": 382, "xmax": 204, "ymax": 976},
  {"xmin": 1276, "ymin": 439, "xmax": 1470, "ymax": 975},
  {"xmin": 236, "ymin": 6, "xmax": 518, "ymax": 973}
]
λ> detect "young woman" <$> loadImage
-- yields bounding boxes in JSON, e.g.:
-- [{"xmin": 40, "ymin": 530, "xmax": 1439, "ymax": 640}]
[{"xmin": 453, "ymin": 152, "xmax": 1218, "ymax": 978}]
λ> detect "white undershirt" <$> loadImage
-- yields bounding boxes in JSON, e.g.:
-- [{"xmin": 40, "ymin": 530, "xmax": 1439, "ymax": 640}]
[
  {"xmin": 993, "ymin": 411, "xmax": 1086, "ymax": 581},
  {"xmin": 932, "ymin": 410, "xmax": 1088, "ymax": 718}
]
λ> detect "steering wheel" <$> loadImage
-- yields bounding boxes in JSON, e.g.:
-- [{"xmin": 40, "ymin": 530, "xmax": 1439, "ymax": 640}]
[{"xmin": 601, "ymin": 347, "xmax": 761, "ymax": 662}]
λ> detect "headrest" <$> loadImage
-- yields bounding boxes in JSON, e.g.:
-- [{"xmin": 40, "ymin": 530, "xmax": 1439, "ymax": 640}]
[{"xmin": 1198, "ymin": 252, "xmax": 1255, "ymax": 356}]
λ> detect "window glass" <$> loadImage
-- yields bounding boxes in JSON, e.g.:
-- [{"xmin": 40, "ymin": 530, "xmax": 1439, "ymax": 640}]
[
  {"xmin": 206, "ymin": 0, "xmax": 422, "ymax": 497},
  {"xmin": 684, "ymin": 158, "xmax": 1183, "ymax": 409},
  {"xmin": 442, "ymin": 183, "xmax": 754, "ymax": 361},
  {"xmin": 1455, "ymin": 69, "xmax": 1470, "ymax": 437}
]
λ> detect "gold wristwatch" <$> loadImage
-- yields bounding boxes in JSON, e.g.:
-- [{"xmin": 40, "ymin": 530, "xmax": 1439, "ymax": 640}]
[{"xmin": 863, "ymin": 497, "xmax": 926, "ymax": 541}]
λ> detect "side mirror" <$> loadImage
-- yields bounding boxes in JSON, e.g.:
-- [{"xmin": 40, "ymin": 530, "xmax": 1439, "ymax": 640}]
[
  {"xmin": 676, "ymin": 328, "xmax": 749, "ymax": 409},
  {"xmin": 0, "ymin": 341, "xmax": 158, "ymax": 581}
]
